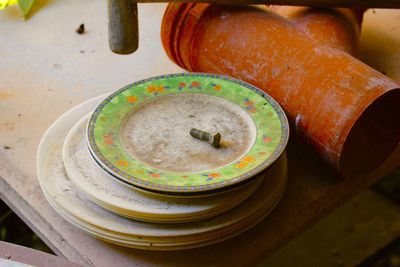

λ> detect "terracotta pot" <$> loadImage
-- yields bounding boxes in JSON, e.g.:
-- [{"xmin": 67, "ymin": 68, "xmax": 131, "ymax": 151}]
[
  {"xmin": 268, "ymin": 6, "xmax": 364, "ymax": 55},
  {"xmin": 161, "ymin": 4, "xmax": 400, "ymax": 179}
]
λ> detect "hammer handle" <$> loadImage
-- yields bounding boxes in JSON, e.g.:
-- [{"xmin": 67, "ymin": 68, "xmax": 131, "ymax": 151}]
[{"xmin": 108, "ymin": 0, "xmax": 139, "ymax": 54}]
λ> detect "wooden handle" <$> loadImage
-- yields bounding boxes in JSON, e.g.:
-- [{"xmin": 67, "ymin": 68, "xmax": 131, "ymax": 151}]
[
  {"xmin": 136, "ymin": 0, "xmax": 400, "ymax": 8},
  {"xmin": 108, "ymin": 0, "xmax": 139, "ymax": 54}
]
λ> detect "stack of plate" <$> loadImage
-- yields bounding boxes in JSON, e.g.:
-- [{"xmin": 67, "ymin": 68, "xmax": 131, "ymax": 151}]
[{"xmin": 37, "ymin": 73, "xmax": 289, "ymax": 250}]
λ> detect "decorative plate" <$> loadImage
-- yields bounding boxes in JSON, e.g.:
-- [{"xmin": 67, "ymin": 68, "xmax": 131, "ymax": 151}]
[{"xmin": 87, "ymin": 73, "xmax": 289, "ymax": 194}]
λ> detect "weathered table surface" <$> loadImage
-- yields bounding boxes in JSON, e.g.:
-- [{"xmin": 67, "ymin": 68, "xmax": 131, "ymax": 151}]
[
  {"xmin": 1, "ymin": 2, "xmax": 400, "ymax": 266},
  {"xmin": 0, "ymin": 241, "xmax": 80, "ymax": 267}
]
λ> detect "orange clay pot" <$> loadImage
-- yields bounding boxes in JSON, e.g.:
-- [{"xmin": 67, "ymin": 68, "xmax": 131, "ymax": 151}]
[
  {"xmin": 161, "ymin": 4, "xmax": 400, "ymax": 179},
  {"xmin": 268, "ymin": 6, "xmax": 364, "ymax": 55}
]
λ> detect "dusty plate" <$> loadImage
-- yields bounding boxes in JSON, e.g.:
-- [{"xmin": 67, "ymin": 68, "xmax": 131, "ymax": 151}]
[
  {"xmin": 87, "ymin": 73, "xmax": 289, "ymax": 194},
  {"xmin": 37, "ymin": 94, "xmax": 288, "ymax": 249},
  {"xmin": 63, "ymin": 114, "xmax": 262, "ymax": 223},
  {"xmin": 42, "ymin": 181, "xmax": 285, "ymax": 250}
]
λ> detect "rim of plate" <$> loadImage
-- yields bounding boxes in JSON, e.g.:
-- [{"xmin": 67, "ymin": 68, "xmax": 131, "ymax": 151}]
[{"xmin": 87, "ymin": 72, "xmax": 289, "ymax": 193}]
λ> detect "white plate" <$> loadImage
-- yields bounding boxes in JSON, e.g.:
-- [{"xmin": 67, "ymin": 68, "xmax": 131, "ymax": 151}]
[
  {"xmin": 63, "ymin": 114, "xmax": 262, "ymax": 223},
  {"xmin": 42, "ymin": 183, "xmax": 285, "ymax": 250},
  {"xmin": 37, "ymin": 95, "xmax": 288, "ymax": 248}
]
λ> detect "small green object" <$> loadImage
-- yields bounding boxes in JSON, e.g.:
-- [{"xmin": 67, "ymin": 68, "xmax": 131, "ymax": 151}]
[{"xmin": 190, "ymin": 128, "xmax": 221, "ymax": 148}]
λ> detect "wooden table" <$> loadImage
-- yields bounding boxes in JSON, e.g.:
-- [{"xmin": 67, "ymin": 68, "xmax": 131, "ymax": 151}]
[
  {"xmin": 0, "ymin": 241, "xmax": 80, "ymax": 267},
  {"xmin": 1, "ymin": 2, "xmax": 400, "ymax": 266}
]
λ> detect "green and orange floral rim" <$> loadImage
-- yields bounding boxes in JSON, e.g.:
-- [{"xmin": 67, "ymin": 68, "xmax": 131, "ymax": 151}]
[{"xmin": 87, "ymin": 73, "xmax": 289, "ymax": 194}]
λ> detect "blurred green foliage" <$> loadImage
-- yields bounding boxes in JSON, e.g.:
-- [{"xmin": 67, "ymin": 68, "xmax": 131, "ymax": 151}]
[
  {"xmin": 0, "ymin": 0, "xmax": 35, "ymax": 17},
  {"xmin": 0, "ymin": 200, "xmax": 52, "ymax": 253}
]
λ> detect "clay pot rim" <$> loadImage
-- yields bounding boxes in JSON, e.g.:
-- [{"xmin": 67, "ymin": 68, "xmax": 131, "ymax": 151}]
[{"xmin": 161, "ymin": 3, "xmax": 211, "ymax": 70}]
